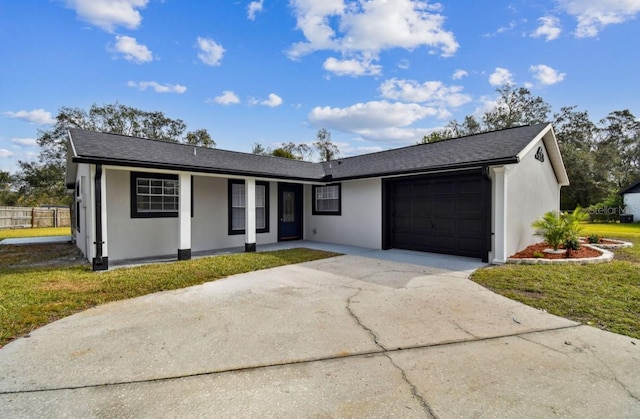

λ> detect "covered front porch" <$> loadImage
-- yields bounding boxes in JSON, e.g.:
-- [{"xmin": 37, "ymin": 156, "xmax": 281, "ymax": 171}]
[{"xmin": 86, "ymin": 165, "xmax": 309, "ymax": 271}]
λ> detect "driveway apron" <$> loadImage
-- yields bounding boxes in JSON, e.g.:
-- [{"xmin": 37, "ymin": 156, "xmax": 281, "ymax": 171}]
[{"xmin": 1, "ymin": 253, "xmax": 638, "ymax": 418}]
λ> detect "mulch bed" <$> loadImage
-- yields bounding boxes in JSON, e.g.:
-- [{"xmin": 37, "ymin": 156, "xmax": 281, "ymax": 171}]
[{"xmin": 510, "ymin": 242, "xmax": 603, "ymax": 260}]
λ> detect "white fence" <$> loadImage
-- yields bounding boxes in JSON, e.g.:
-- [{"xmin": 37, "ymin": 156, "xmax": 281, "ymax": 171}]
[{"xmin": 0, "ymin": 206, "xmax": 71, "ymax": 229}]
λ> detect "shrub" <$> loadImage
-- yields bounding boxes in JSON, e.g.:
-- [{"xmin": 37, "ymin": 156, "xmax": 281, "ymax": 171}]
[
  {"xmin": 532, "ymin": 251, "xmax": 544, "ymax": 258},
  {"xmin": 565, "ymin": 237, "xmax": 581, "ymax": 250},
  {"xmin": 531, "ymin": 207, "xmax": 587, "ymax": 251},
  {"xmin": 588, "ymin": 234, "xmax": 600, "ymax": 244},
  {"xmin": 532, "ymin": 211, "xmax": 566, "ymax": 250}
]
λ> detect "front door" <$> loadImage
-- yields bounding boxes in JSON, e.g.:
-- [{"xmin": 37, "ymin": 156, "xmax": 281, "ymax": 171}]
[{"xmin": 278, "ymin": 183, "xmax": 303, "ymax": 241}]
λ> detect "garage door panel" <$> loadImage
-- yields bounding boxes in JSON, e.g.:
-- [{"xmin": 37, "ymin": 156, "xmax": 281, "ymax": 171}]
[
  {"xmin": 412, "ymin": 217, "xmax": 432, "ymax": 230},
  {"xmin": 457, "ymin": 198, "xmax": 483, "ymax": 213},
  {"xmin": 456, "ymin": 179, "xmax": 481, "ymax": 194},
  {"xmin": 459, "ymin": 218, "xmax": 483, "ymax": 233},
  {"xmin": 432, "ymin": 205, "xmax": 454, "ymax": 217},
  {"xmin": 430, "ymin": 181, "xmax": 454, "ymax": 194},
  {"xmin": 432, "ymin": 218, "xmax": 455, "ymax": 233},
  {"xmin": 394, "ymin": 183, "xmax": 414, "ymax": 197},
  {"xmin": 389, "ymin": 173, "xmax": 488, "ymax": 259}
]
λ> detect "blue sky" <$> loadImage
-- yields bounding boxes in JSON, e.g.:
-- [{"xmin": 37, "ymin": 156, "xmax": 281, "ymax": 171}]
[{"xmin": 1, "ymin": 0, "xmax": 639, "ymax": 173}]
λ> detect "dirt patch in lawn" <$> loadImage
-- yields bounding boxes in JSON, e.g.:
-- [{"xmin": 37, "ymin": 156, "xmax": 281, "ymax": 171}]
[{"xmin": 0, "ymin": 243, "xmax": 87, "ymax": 269}]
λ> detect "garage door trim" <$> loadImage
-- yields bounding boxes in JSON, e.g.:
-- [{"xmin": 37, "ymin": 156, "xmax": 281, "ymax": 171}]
[{"xmin": 382, "ymin": 168, "xmax": 491, "ymax": 262}]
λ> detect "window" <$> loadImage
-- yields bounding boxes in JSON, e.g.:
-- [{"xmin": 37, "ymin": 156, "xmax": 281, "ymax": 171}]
[
  {"xmin": 130, "ymin": 172, "xmax": 179, "ymax": 218},
  {"xmin": 228, "ymin": 180, "xmax": 270, "ymax": 234},
  {"xmin": 312, "ymin": 184, "xmax": 341, "ymax": 215}
]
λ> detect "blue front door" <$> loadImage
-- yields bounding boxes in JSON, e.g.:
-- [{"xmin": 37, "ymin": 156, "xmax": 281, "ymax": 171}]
[{"xmin": 278, "ymin": 183, "xmax": 303, "ymax": 241}]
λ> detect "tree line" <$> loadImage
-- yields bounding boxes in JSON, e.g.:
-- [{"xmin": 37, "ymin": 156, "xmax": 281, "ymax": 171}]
[
  {"xmin": 0, "ymin": 103, "xmax": 339, "ymax": 207},
  {"xmin": 0, "ymin": 103, "xmax": 216, "ymax": 207}
]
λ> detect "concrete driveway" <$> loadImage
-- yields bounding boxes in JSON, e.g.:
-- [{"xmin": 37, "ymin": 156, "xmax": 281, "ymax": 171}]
[{"xmin": 1, "ymin": 250, "xmax": 639, "ymax": 418}]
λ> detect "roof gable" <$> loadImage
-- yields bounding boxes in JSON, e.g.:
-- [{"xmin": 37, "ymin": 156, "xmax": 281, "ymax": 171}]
[
  {"xmin": 68, "ymin": 124, "xmax": 565, "ymax": 183},
  {"xmin": 620, "ymin": 180, "xmax": 640, "ymax": 195}
]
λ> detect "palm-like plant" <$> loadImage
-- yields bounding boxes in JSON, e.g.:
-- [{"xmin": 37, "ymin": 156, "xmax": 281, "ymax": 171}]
[
  {"xmin": 531, "ymin": 207, "xmax": 588, "ymax": 251},
  {"xmin": 532, "ymin": 211, "xmax": 566, "ymax": 251}
]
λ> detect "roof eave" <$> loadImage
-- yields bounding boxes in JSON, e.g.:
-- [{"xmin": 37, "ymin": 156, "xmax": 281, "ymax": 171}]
[
  {"xmin": 65, "ymin": 130, "xmax": 79, "ymax": 187},
  {"xmin": 71, "ymin": 156, "xmax": 325, "ymax": 183},
  {"xmin": 619, "ymin": 180, "xmax": 640, "ymax": 195},
  {"xmin": 330, "ymin": 157, "xmax": 520, "ymax": 182}
]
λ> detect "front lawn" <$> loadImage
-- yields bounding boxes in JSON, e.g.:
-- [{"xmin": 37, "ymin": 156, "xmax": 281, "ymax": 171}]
[
  {"xmin": 471, "ymin": 223, "xmax": 640, "ymax": 339},
  {"xmin": 0, "ymin": 246, "xmax": 339, "ymax": 347},
  {"xmin": 0, "ymin": 227, "xmax": 71, "ymax": 241}
]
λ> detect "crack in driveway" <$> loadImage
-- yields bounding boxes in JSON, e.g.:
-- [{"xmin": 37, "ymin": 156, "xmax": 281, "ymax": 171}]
[
  {"xmin": 0, "ymin": 324, "xmax": 586, "ymax": 396},
  {"xmin": 345, "ymin": 288, "xmax": 386, "ymax": 350},
  {"xmin": 346, "ymin": 288, "xmax": 437, "ymax": 417}
]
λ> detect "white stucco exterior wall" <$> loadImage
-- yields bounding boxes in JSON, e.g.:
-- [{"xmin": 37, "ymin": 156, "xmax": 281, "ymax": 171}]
[
  {"xmin": 305, "ymin": 178, "xmax": 382, "ymax": 249},
  {"xmin": 190, "ymin": 176, "xmax": 277, "ymax": 252},
  {"xmin": 624, "ymin": 193, "xmax": 640, "ymax": 222},
  {"xmin": 505, "ymin": 139, "xmax": 561, "ymax": 257},
  {"xmin": 73, "ymin": 164, "xmax": 93, "ymax": 260},
  {"xmin": 103, "ymin": 170, "xmax": 280, "ymax": 261},
  {"xmin": 106, "ymin": 169, "xmax": 179, "ymax": 260},
  {"xmin": 74, "ymin": 163, "xmax": 91, "ymax": 260}
]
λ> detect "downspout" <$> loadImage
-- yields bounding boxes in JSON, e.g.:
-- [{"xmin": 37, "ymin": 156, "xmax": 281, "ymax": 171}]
[{"xmin": 93, "ymin": 164, "xmax": 107, "ymax": 271}]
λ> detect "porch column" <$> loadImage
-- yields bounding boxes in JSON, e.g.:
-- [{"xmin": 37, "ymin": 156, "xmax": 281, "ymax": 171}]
[
  {"xmin": 245, "ymin": 177, "xmax": 256, "ymax": 252},
  {"xmin": 178, "ymin": 172, "xmax": 192, "ymax": 260},
  {"xmin": 92, "ymin": 164, "xmax": 109, "ymax": 271},
  {"xmin": 492, "ymin": 167, "xmax": 508, "ymax": 264}
]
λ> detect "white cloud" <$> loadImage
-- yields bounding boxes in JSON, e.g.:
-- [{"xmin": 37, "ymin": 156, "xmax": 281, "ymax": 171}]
[
  {"xmin": 397, "ymin": 59, "xmax": 410, "ymax": 70},
  {"xmin": 339, "ymin": 144, "xmax": 385, "ymax": 156},
  {"xmin": 112, "ymin": 35, "xmax": 152, "ymax": 63},
  {"xmin": 212, "ymin": 91, "xmax": 240, "ymax": 105},
  {"xmin": 489, "ymin": 67, "xmax": 514, "ymax": 86},
  {"xmin": 0, "ymin": 149, "xmax": 14, "ymax": 158},
  {"xmin": 308, "ymin": 100, "xmax": 445, "ymax": 142},
  {"xmin": 287, "ymin": 0, "xmax": 344, "ymax": 58},
  {"xmin": 452, "ymin": 69, "xmax": 468, "ymax": 80},
  {"xmin": 484, "ymin": 20, "xmax": 519, "ymax": 37},
  {"xmin": 379, "ymin": 79, "xmax": 471, "ymax": 107},
  {"xmin": 197, "ymin": 37, "xmax": 225, "ymax": 66},
  {"xmin": 530, "ymin": 64, "xmax": 566, "ymax": 85},
  {"xmin": 474, "ymin": 95, "xmax": 499, "ymax": 118},
  {"xmin": 247, "ymin": 0, "xmax": 264, "ymax": 20},
  {"xmin": 558, "ymin": 0, "xmax": 640, "ymax": 38},
  {"xmin": 261, "ymin": 93, "xmax": 283, "ymax": 107},
  {"xmin": 11, "ymin": 138, "xmax": 38, "ymax": 146},
  {"xmin": 352, "ymin": 126, "xmax": 434, "ymax": 142},
  {"xmin": 531, "ymin": 16, "xmax": 562, "ymax": 41},
  {"xmin": 287, "ymin": 0, "xmax": 458, "ymax": 75},
  {"xmin": 323, "ymin": 57, "xmax": 382, "ymax": 76},
  {"xmin": 3, "ymin": 109, "xmax": 55, "ymax": 125},
  {"xmin": 63, "ymin": 0, "xmax": 148, "ymax": 32},
  {"xmin": 127, "ymin": 81, "xmax": 187, "ymax": 93}
]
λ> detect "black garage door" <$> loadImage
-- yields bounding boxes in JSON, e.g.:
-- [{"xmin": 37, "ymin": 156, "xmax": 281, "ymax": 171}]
[{"xmin": 383, "ymin": 171, "xmax": 490, "ymax": 261}]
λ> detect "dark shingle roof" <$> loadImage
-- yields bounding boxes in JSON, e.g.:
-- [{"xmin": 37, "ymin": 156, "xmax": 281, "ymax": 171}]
[
  {"xmin": 321, "ymin": 124, "xmax": 548, "ymax": 180},
  {"xmin": 620, "ymin": 180, "xmax": 640, "ymax": 195},
  {"xmin": 69, "ymin": 124, "xmax": 551, "ymax": 182},
  {"xmin": 69, "ymin": 129, "xmax": 326, "ymax": 181}
]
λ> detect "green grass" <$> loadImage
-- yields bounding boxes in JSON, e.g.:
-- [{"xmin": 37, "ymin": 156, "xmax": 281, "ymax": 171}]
[
  {"xmin": 0, "ymin": 246, "xmax": 340, "ymax": 347},
  {"xmin": 581, "ymin": 222, "xmax": 640, "ymax": 239},
  {"xmin": 0, "ymin": 227, "xmax": 71, "ymax": 241},
  {"xmin": 472, "ymin": 223, "xmax": 640, "ymax": 339}
]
